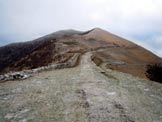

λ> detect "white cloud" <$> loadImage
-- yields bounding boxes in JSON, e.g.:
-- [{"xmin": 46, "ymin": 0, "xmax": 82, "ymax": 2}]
[
  {"xmin": 1, "ymin": 0, "xmax": 162, "ymax": 57},
  {"xmin": 156, "ymin": 49, "xmax": 162, "ymax": 57},
  {"xmin": 154, "ymin": 36, "xmax": 162, "ymax": 46},
  {"xmin": 126, "ymin": 35, "xmax": 162, "ymax": 57},
  {"xmin": 81, "ymin": 0, "xmax": 162, "ymax": 35}
]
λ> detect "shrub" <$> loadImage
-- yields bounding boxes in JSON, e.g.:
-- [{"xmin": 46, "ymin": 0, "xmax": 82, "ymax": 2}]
[{"xmin": 145, "ymin": 63, "xmax": 162, "ymax": 83}]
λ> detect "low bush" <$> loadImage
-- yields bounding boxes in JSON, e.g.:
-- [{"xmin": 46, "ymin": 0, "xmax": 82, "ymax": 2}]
[{"xmin": 145, "ymin": 63, "xmax": 162, "ymax": 83}]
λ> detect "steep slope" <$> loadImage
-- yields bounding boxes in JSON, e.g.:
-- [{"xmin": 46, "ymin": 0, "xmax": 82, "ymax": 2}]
[
  {"xmin": 0, "ymin": 30, "xmax": 85, "ymax": 74},
  {"xmin": 81, "ymin": 28, "xmax": 162, "ymax": 79},
  {"xmin": 83, "ymin": 28, "xmax": 134, "ymax": 46},
  {"xmin": 0, "ymin": 28, "xmax": 162, "ymax": 79}
]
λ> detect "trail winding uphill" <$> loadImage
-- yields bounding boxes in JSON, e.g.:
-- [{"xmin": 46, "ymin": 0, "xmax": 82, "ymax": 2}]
[{"xmin": 0, "ymin": 52, "xmax": 162, "ymax": 122}]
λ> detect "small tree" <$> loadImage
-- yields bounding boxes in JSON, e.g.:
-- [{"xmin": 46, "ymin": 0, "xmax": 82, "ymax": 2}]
[{"xmin": 145, "ymin": 63, "xmax": 162, "ymax": 83}]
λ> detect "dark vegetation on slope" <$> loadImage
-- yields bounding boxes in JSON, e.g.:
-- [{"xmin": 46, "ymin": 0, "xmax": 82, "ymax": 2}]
[
  {"xmin": 0, "ymin": 40, "xmax": 50, "ymax": 71},
  {"xmin": 0, "ymin": 30, "xmax": 85, "ymax": 74},
  {"xmin": 145, "ymin": 63, "xmax": 162, "ymax": 83}
]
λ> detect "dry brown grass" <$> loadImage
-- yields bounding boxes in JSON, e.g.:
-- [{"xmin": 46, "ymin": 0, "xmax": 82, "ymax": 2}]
[{"xmin": 0, "ymin": 28, "xmax": 162, "ymax": 79}]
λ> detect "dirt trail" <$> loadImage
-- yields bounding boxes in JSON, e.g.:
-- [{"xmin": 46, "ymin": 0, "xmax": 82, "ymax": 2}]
[{"xmin": 0, "ymin": 52, "xmax": 162, "ymax": 122}]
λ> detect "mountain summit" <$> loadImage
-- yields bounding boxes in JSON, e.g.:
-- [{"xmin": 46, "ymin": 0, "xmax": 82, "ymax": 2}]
[
  {"xmin": 0, "ymin": 28, "xmax": 161, "ymax": 79},
  {"xmin": 0, "ymin": 28, "xmax": 162, "ymax": 122}
]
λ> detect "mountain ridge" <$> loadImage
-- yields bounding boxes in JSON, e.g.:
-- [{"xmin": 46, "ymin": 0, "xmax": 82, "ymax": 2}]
[
  {"xmin": 0, "ymin": 28, "xmax": 161, "ymax": 80},
  {"xmin": 0, "ymin": 28, "xmax": 162, "ymax": 122}
]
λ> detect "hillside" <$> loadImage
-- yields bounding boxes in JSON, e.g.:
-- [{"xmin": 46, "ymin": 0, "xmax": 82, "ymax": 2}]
[
  {"xmin": 0, "ymin": 28, "xmax": 162, "ymax": 121},
  {"xmin": 0, "ymin": 28, "xmax": 161, "ymax": 79}
]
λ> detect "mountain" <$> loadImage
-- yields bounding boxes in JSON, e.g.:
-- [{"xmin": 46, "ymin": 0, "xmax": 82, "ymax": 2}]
[
  {"xmin": 0, "ymin": 28, "xmax": 161, "ymax": 79},
  {"xmin": 0, "ymin": 28, "xmax": 162, "ymax": 122}
]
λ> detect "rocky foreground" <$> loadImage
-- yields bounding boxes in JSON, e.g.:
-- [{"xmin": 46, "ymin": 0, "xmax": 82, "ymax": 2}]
[{"xmin": 0, "ymin": 52, "xmax": 162, "ymax": 122}]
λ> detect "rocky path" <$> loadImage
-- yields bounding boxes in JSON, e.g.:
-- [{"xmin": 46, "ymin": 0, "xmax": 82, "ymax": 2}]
[{"xmin": 0, "ymin": 52, "xmax": 162, "ymax": 122}]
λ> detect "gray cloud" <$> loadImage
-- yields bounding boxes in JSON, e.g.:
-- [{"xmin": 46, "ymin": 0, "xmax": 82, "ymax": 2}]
[{"xmin": 0, "ymin": 0, "xmax": 162, "ymax": 57}]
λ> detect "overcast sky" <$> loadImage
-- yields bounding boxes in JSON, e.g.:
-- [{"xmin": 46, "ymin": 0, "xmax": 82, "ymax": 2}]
[{"xmin": 0, "ymin": 0, "xmax": 162, "ymax": 57}]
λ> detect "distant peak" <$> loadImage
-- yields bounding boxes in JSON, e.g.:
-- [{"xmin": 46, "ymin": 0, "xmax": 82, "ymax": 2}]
[
  {"xmin": 92, "ymin": 27, "xmax": 107, "ymax": 31},
  {"xmin": 92, "ymin": 27, "xmax": 103, "ymax": 30},
  {"xmin": 79, "ymin": 28, "xmax": 106, "ymax": 35},
  {"xmin": 89, "ymin": 28, "xmax": 110, "ymax": 34}
]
